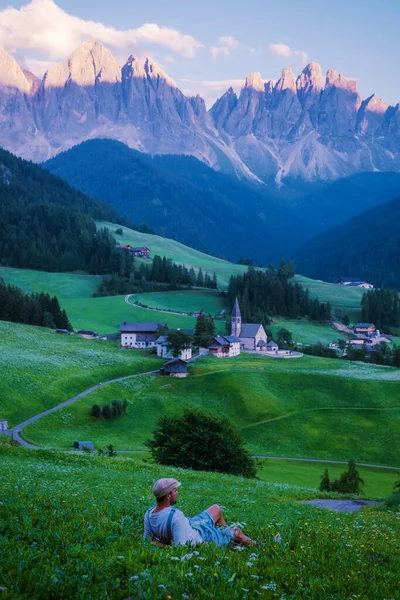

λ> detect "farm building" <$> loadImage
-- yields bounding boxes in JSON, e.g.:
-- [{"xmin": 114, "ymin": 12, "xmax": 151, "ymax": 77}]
[
  {"xmin": 73, "ymin": 441, "xmax": 94, "ymax": 451},
  {"xmin": 115, "ymin": 245, "xmax": 150, "ymax": 258},
  {"xmin": 155, "ymin": 334, "xmax": 193, "ymax": 360},
  {"xmin": 266, "ymin": 341, "xmax": 279, "ymax": 352},
  {"xmin": 209, "ymin": 335, "xmax": 241, "ymax": 358},
  {"xmin": 119, "ymin": 322, "xmax": 161, "ymax": 348},
  {"xmin": 0, "ymin": 419, "xmax": 9, "ymax": 432},
  {"xmin": 161, "ymin": 358, "xmax": 189, "ymax": 378},
  {"xmin": 353, "ymin": 323, "xmax": 376, "ymax": 336}
]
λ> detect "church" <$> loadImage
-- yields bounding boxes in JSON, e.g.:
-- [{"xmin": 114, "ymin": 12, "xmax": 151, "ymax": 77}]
[{"xmin": 231, "ymin": 298, "xmax": 268, "ymax": 351}]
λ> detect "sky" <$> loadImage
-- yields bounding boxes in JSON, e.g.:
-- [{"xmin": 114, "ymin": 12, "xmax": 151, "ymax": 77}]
[{"xmin": 0, "ymin": 0, "xmax": 398, "ymax": 108}]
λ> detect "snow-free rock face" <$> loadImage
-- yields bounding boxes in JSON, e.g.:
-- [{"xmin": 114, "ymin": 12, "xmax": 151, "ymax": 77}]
[{"xmin": 0, "ymin": 41, "xmax": 399, "ymax": 182}]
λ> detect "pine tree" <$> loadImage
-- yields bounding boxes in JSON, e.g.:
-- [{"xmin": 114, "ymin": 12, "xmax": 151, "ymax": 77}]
[{"xmin": 319, "ymin": 468, "xmax": 331, "ymax": 492}]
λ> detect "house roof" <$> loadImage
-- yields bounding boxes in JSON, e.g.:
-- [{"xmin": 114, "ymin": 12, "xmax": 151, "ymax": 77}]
[
  {"xmin": 266, "ymin": 341, "xmax": 278, "ymax": 348},
  {"xmin": 223, "ymin": 335, "xmax": 241, "ymax": 343},
  {"xmin": 354, "ymin": 323, "xmax": 375, "ymax": 328},
  {"xmin": 155, "ymin": 336, "xmax": 168, "ymax": 344},
  {"xmin": 163, "ymin": 358, "xmax": 188, "ymax": 366},
  {"xmin": 240, "ymin": 323, "xmax": 262, "ymax": 337},
  {"xmin": 119, "ymin": 322, "xmax": 159, "ymax": 332},
  {"xmin": 130, "ymin": 247, "xmax": 149, "ymax": 252},
  {"xmin": 257, "ymin": 339, "xmax": 267, "ymax": 347}
]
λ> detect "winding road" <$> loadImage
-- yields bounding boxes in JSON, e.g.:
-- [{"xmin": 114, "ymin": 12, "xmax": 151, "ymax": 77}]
[{"xmin": 3, "ymin": 360, "xmax": 399, "ymax": 472}]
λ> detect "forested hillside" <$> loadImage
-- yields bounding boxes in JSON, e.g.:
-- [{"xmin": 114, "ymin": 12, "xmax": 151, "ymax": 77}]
[
  {"xmin": 0, "ymin": 147, "xmax": 130, "ymax": 272},
  {"xmin": 44, "ymin": 139, "xmax": 302, "ymax": 264},
  {"xmin": 295, "ymin": 196, "xmax": 400, "ymax": 289}
]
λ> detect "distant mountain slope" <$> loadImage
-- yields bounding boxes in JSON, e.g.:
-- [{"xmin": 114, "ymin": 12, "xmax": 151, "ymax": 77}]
[
  {"xmin": 0, "ymin": 147, "xmax": 128, "ymax": 272},
  {"xmin": 295, "ymin": 196, "xmax": 400, "ymax": 289},
  {"xmin": 44, "ymin": 139, "xmax": 400, "ymax": 264},
  {"xmin": 44, "ymin": 139, "xmax": 303, "ymax": 264}
]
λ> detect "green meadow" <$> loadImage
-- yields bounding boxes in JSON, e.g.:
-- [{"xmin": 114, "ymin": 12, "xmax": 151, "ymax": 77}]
[
  {"xmin": 256, "ymin": 459, "xmax": 399, "ymax": 498},
  {"xmin": 98, "ymin": 220, "xmax": 261, "ymax": 288},
  {"xmin": 0, "ymin": 266, "xmax": 98, "ymax": 299},
  {"xmin": 295, "ymin": 275, "xmax": 363, "ymax": 323},
  {"xmin": 269, "ymin": 318, "xmax": 347, "ymax": 345},
  {"xmin": 1, "ymin": 447, "xmax": 399, "ymax": 600},
  {"xmin": 0, "ymin": 320, "xmax": 163, "ymax": 426},
  {"xmin": 24, "ymin": 353, "xmax": 400, "ymax": 467},
  {"xmin": 132, "ymin": 289, "xmax": 225, "ymax": 316}
]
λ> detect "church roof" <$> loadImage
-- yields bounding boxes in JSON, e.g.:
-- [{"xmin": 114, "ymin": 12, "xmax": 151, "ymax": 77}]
[
  {"xmin": 240, "ymin": 323, "xmax": 262, "ymax": 337},
  {"xmin": 232, "ymin": 297, "xmax": 241, "ymax": 319}
]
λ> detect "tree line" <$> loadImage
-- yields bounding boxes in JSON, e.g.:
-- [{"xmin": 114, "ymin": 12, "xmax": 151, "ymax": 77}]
[
  {"xmin": 361, "ymin": 288, "xmax": 400, "ymax": 331},
  {"xmin": 95, "ymin": 253, "xmax": 217, "ymax": 296},
  {"xmin": 0, "ymin": 277, "xmax": 71, "ymax": 330},
  {"xmin": 226, "ymin": 261, "xmax": 331, "ymax": 325}
]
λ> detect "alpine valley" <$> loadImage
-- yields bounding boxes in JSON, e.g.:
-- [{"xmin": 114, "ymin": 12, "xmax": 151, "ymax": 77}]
[{"xmin": 0, "ymin": 39, "xmax": 399, "ymax": 184}]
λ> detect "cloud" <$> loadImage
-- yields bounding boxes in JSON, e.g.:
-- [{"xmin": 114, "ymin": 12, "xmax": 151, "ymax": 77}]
[
  {"xmin": 269, "ymin": 42, "xmax": 308, "ymax": 65},
  {"xmin": 210, "ymin": 35, "xmax": 240, "ymax": 59},
  {"xmin": 0, "ymin": 0, "xmax": 203, "ymax": 61}
]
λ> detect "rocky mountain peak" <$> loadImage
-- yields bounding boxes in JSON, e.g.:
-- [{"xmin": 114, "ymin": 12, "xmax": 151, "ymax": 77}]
[
  {"xmin": 244, "ymin": 72, "xmax": 264, "ymax": 92},
  {"xmin": 296, "ymin": 62, "xmax": 324, "ymax": 94},
  {"xmin": 144, "ymin": 58, "xmax": 177, "ymax": 88},
  {"xmin": 275, "ymin": 67, "xmax": 296, "ymax": 93},
  {"xmin": 0, "ymin": 47, "xmax": 31, "ymax": 94},
  {"xmin": 44, "ymin": 40, "xmax": 121, "ymax": 89},
  {"xmin": 122, "ymin": 55, "xmax": 146, "ymax": 79},
  {"xmin": 325, "ymin": 69, "xmax": 358, "ymax": 94},
  {"xmin": 364, "ymin": 93, "xmax": 389, "ymax": 114}
]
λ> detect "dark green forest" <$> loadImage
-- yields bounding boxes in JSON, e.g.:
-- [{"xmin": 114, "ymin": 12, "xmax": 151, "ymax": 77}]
[
  {"xmin": 96, "ymin": 253, "xmax": 217, "ymax": 295},
  {"xmin": 0, "ymin": 147, "xmax": 133, "ymax": 273},
  {"xmin": 361, "ymin": 288, "xmax": 400, "ymax": 330},
  {"xmin": 0, "ymin": 277, "xmax": 71, "ymax": 330},
  {"xmin": 296, "ymin": 196, "xmax": 400, "ymax": 289},
  {"xmin": 44, "ymin": 139, "xmax": 302, "ymax": 264},
  {"xmin": 226, "ymin": 262, "xmax": 331, "ymax": 326},
  {"xmin": 44, "ymin": 140, "xmax": 400, "ymax": 267}
]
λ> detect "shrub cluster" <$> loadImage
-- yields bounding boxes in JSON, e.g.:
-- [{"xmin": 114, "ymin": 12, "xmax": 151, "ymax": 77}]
[
  {"xmin": 145, "ymin": 408, "xmax": 256, "ymax": 478},
  {"xmin": 91, "ymin": 400, "xmax": 128, "ymax": 420},
  {"xmin": 319, "ymin": 460, "xmax": 364, "ymax": 494}
]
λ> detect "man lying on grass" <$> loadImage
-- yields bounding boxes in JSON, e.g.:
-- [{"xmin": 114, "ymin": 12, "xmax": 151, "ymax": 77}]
[{"xmin": 144, "ymin": 478, "xmax": 255, "ymax": 546}]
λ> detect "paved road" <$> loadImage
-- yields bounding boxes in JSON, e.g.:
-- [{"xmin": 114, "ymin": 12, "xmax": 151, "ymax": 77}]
[
  {"xmin": 252, "ymin": 456, "xmax": 400, "ymax": 471},
  {"xmin": 6, "ymin": 369, "xmax": 160, "ymax": 449}
]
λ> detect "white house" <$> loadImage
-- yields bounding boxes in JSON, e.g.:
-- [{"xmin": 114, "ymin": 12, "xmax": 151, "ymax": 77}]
[
  {"xmin": 0, "ymin": 419, "xmax": 8, "ymax": 432},
  {"xmin": 155, "ymin": 336, "xmax": 193, "ymax": 360},
  {"xmin": 119, "ymin": 322, "xmax": 160, "ymax": 348},
  {"xmin": 209, "ymin": 335, "xmax": 241, "ymax": 358},
  {"xmin": 231, "ymin": 298, "xmax": 268, "ymax": 351}
]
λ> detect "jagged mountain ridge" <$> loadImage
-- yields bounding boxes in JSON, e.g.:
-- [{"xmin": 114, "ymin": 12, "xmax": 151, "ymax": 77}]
[{"xmin": 0, "ymin": 40, "xmax": 399, "ymax": 182}]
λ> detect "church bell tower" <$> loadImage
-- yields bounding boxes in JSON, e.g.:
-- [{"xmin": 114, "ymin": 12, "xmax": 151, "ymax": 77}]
[{"xmin": 231, "ymin": 297, "xmax": 242, "ymax": 337}]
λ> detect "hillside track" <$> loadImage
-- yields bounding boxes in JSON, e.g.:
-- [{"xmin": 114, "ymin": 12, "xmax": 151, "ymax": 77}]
[{"xmin": 7, "ymin": 369, "xmax": 160, "ymax": 449}]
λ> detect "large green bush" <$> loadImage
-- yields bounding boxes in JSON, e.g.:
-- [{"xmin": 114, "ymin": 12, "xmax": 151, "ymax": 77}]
[{"xmin": 145, "ymin": 408, "xmax": 256, "ymax": 478}]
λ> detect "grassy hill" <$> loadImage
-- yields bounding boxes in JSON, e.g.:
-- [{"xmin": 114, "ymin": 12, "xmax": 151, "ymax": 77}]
[
  {"xmin": 22, "ymin": 351, "xmax": 400, "ymax": 467},
  {"xmin": 1, "ymin": 447, "xmax": 399, "ymax": 599},
  {"xmin": 0, "ymin": 320, "xmax": 162, "ymax": 426},
  {"xmin": 98, "ymin": 220, "xmax": 254, "ymax": 289}
]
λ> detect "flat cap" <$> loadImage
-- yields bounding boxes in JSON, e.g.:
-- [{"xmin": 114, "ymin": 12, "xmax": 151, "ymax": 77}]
[{"xmin": 152, "ymin": 478, "xmax": 181, "ymax": 498}]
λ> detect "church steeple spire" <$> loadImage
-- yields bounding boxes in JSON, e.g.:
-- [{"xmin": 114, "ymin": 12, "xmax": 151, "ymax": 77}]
[{"xmin": 231, "ymin": 297, "xmax": 241, "ymax": 337}]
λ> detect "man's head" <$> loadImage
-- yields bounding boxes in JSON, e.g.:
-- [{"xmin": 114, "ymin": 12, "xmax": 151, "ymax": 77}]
[{"xmin": 152, "ymin": 478, "xmax": 181, "ymax": 504}]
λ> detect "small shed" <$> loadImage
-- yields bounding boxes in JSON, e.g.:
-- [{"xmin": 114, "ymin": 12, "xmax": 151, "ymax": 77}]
[
  {"xmin": 266, "ymin": 341, "xmax": 279, "ymax": 352},
  {"xmin": 0, "ymin": 419, "xmax": 9, "ymax": 432},
  {"xmin": 73, "ymin": 441, "xmax": 95, "ymax": 451},
  {"xmin": 161, "ymin": 358, "xmax": 188, "ymax": 378}
]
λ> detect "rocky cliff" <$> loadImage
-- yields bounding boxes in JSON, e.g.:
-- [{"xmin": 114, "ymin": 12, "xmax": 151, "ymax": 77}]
[{"xmin": 0, "ymin": 41, "xmax": 399, "ymax": 183}]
